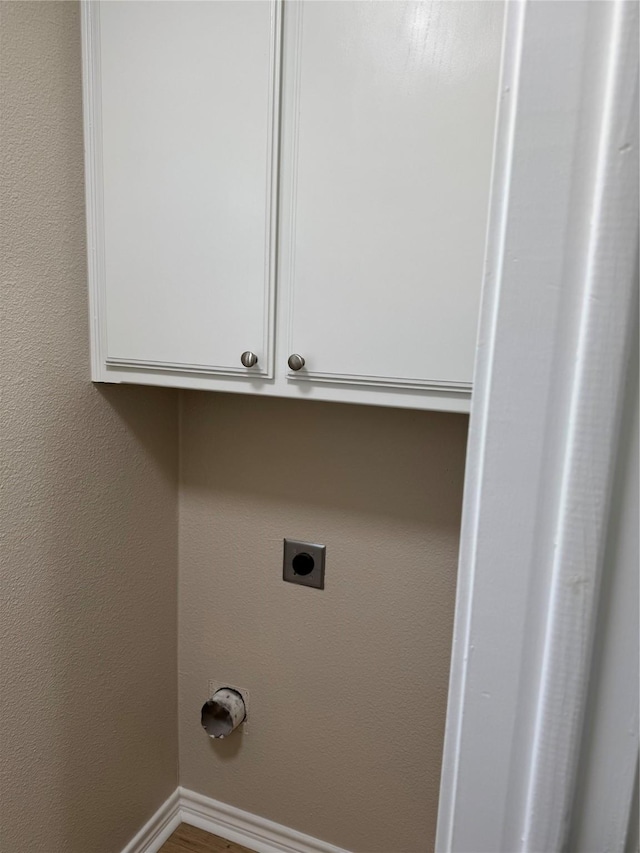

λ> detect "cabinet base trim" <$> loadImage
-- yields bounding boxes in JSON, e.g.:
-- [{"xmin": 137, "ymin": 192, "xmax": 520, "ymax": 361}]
[
  {"xmin": 287, "ymin": 371, "xmax": 471, "ymax": 394},
  {"xmin": 105, "ymin": 357, "xmax": 272, "ymax": 379}
]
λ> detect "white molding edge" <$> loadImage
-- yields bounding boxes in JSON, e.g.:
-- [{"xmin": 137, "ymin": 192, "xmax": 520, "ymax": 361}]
[
  {"xmin": 568, "ymin": 317, "xmax": 639, "ymax": 852},
  {"xmin": 435, "ymin": 0, "xmax": 525, "ymax": 843},
  {"xmin": 178, "ymin": 787, "xmax": 351, "ymax": 853},
  {"xmin": 437, "ymin": 0, "xmax": 639, "ymax": 851},
  {"xmin": 119, "ymin": 787, "xmax": 351, "ymax": 853},
  {"xmin": 120, "ymin": 790, "xmax": 181, "ymax": 853}
]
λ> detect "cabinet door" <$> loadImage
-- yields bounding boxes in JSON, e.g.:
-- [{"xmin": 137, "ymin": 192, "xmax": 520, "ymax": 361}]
[
  {"xmin": 280, "ymin": 1, "xmax": 503, "ymax": 392},
  {"xmin": 88, "ymin": 1, "xmax": 280, "ymax": 377}
]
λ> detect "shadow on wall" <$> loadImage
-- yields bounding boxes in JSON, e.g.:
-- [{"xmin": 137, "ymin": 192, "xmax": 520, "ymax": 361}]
[
  {"xmin": 181, "ymin": 390, "xmax": 468, "ymax": 529},
  {"xmin": 98, "ymin": 384, "xmax": 181, "ymax": 471},
  {"xmin": 49, "ymin": 384, "xmax": 179, "ymax": 851}
]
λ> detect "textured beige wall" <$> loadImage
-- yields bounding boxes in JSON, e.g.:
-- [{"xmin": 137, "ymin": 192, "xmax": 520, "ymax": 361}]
[
  {"xmin": 179, "ymin": 393, "xmax": 467, "ymax": 852},
  {"xmin": 0, "ymin": 4, "xmax": 179, "ymax": 852}
]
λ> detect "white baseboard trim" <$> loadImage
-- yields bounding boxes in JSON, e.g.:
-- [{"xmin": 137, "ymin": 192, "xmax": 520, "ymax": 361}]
[
  {"xmin": 178, "ymin": 786, "xmax": 351, "ymax": 853},
  {"xmin": 120, "ymin": 786, "xmax": 351, "ymax": 853},
  {"xmin": 120, "ymin": 789, "xmax": 181, "ymax": 853}
]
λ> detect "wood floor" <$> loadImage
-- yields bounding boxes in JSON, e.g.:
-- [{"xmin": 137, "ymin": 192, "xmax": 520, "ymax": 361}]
[{"xmin": 158, "ymin": 823, "xmax": 255, "ymax": 853}]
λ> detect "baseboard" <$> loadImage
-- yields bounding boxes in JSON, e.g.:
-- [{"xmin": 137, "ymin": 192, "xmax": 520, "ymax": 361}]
[
  {"xmin": 120, "ymin": 786, "xmax": 351, "ymax": 853},
  {"xmin": 178, "ymin": 786, "xmax": 351, "ymax": 853},
  {"xmin": 120, "ymin": 789, "xmax": 181, "ymax": 853}
]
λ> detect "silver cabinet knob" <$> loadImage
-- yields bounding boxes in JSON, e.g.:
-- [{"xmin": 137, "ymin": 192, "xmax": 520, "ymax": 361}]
[
  {"xmin": 240, "ymin": 351, "xmax": 258, "ymax": 368},
  {"xmin": 287, "ymin": 353, "xmax": 305, "ymax": 371}
]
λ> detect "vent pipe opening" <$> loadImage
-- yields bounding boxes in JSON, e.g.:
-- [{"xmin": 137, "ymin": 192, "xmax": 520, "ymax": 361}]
[{"xmin": 201, "ymin": 688, "xmax": 246, "ymax": 739}]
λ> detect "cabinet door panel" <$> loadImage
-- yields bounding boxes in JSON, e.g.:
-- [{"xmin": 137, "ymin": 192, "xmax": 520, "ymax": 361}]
[
  {"xmin": 95, "ymin": 1, "xmax": 279, "ymax": 375},
  {"xmin": 282, "ymin": 1, "xmax": 503, "ymax": 390}
]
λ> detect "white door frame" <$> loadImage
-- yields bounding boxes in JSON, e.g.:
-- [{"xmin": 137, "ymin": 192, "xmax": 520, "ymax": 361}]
[{"xmin": 436, "ymin": 1, "xmax": 639, "ymax": 850}]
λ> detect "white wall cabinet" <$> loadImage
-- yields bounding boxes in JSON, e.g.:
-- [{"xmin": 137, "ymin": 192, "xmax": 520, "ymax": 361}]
[{"xmin": 83, "ymin": 0, "xmax": 504, "ymax": 413}]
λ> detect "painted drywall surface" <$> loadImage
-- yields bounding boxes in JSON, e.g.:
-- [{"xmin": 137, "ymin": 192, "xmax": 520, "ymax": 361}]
[
  {"xmin": 179, "ymin": 393, "xmax": 467, "ymax": 852},
  {"xmin": 0, "ymin": 4, "xmax": 179, "ymax": 852}
]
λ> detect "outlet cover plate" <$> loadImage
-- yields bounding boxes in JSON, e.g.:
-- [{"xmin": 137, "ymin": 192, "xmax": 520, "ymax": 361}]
[{"xmin": 283, "ymin": 539, "xmax": 326, "ymax": 590}]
